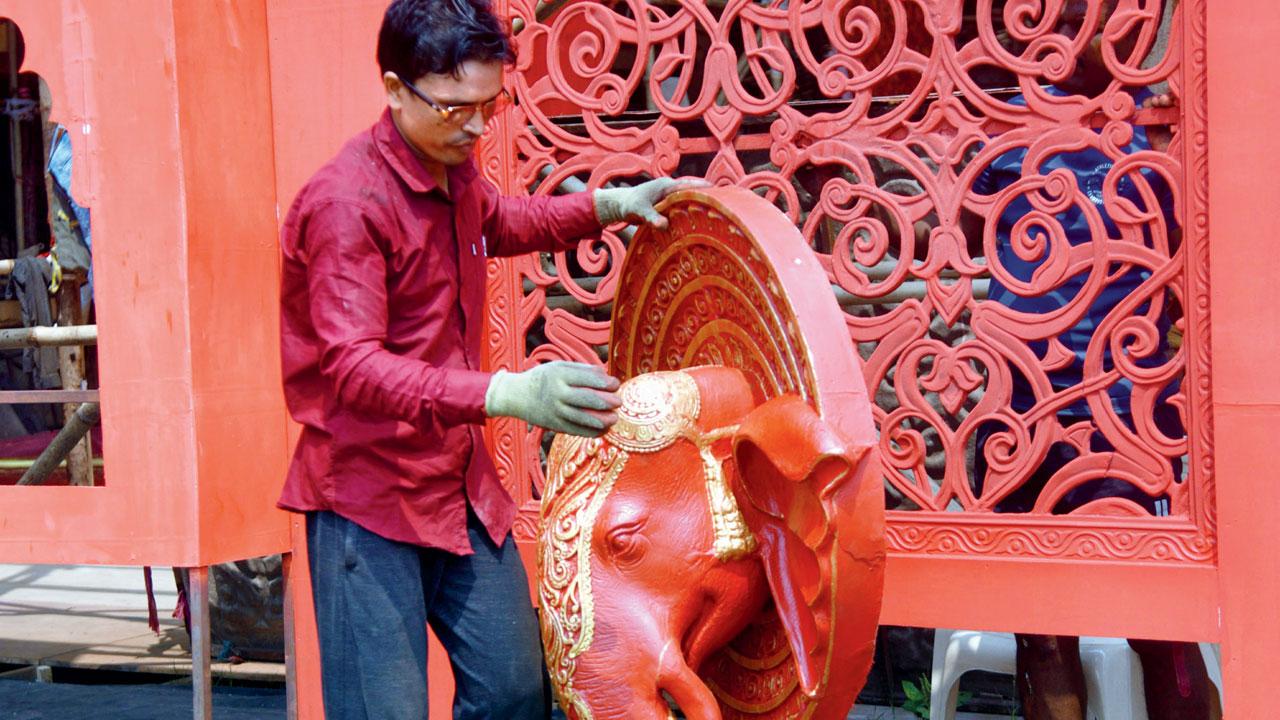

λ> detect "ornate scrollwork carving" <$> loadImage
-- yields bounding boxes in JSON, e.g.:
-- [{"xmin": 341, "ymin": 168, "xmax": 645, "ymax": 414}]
[{"xmin": 490, "ymin": 0, "xmax": 1212, "ymax": 567}]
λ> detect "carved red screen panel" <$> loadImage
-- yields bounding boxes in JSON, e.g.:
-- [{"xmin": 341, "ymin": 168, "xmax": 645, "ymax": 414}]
[{"xmin": 478, "ymin": 0, "xmax": 1213, "ymax": 571}]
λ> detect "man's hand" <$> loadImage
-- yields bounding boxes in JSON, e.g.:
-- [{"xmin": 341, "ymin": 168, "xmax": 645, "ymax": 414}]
[
  {"xmin": 593, "ymin": 177, "xmax": 710, "ymax": 231},
  {"xmin": 1142, "ymin": 92, "xmax": 1177, "ymax": 152},
  {"xmin": 485, "ymin": 361, "xmax": 622, "ymax": 437}
]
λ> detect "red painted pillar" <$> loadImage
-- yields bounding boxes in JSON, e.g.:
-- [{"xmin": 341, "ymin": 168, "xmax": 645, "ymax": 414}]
[{"xmin": 1207, "ymin": 1, "xmax": 1280, "ymax": 716}]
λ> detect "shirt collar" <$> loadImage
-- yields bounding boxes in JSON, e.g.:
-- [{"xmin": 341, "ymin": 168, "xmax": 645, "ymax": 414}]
[{"xmin": 372, "ymin": 108, "xmax": 479, "ymax": 199}]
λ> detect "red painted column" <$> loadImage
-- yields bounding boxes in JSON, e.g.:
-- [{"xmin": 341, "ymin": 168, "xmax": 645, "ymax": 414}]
[{"xmin": 1207, "ymin": 1, "xmax": 1280, "ymax": 716}]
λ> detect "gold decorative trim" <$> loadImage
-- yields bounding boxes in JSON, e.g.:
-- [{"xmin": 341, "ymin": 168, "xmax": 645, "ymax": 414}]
[
  {"xmin": 698, "ymin": 441, "xmax": 758, "ymax": 561},
  {"xmin": 607, "ymin": 371, "xmax": 757, "ymax": 560},
  {"xmin": 538, "ymin": 435, "xmax": 629, "ymax": 720},
  {"xmin": 539, "ymin": 370, "xmax": 763, "ymax": 718},
  {"xmin": 605, "ymin": 371, "xmax": 700, "ymax": 453},
  {"xmin": 703, "ymin": 674, "xmax": 800, "ymax": 714},
  {"xmin": 722, "ymin": 643, "xmax": 792, "ymax": 671}
]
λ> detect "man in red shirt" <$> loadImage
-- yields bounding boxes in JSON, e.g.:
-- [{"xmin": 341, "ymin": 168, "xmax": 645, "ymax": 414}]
[{"xmin": 278, "ymin": 1, "xmax": 698, "ymax": 717}]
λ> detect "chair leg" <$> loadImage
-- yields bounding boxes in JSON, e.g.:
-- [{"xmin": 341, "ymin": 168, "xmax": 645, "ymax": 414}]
[
  {"xmin": 930, "ymin": 629, "xmax": 958, "ymax": 720},
  {"xmin": 929, "ymin": 674, "xmax": 960, "ymax": 720},
  {"xmin": 1080, "ymin": 641, "xmax": 1142, "ymax": 720}
]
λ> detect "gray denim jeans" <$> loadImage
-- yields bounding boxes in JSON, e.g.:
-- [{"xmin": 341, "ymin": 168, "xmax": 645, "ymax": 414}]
[{"xmin": 306, "ymin": 509, "xmax": 547, "ymax": 720}]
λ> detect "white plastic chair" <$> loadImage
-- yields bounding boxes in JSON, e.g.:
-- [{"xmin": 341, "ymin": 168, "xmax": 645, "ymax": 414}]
[{"xmin": 928, "ymin": 629, "xmax": 1144, "ymax": 720}]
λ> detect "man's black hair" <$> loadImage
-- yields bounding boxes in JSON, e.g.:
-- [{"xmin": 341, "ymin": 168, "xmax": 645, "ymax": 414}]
[{"xmin": 377, "ymin": 0, "xmax": 515, "ymax": 82}]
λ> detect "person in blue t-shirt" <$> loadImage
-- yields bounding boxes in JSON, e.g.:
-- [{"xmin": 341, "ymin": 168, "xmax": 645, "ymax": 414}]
[
  {"xmin": 973, "ymin": 82, "xmax": 1181, "ymax": 516},
  {"xmin": 966, "ymin": 2, "xmax": 1220, "ymax": 718}
]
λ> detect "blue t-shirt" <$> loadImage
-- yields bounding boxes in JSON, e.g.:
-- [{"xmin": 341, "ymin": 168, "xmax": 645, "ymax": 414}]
[{"xmin": 976, "ymin": 88, "xmax": 1177, "ymax": 416}]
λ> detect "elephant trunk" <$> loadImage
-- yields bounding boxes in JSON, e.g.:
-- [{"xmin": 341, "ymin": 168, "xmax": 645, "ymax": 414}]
[
  {"xmin": 569, "ymin": 620, "xmax": 722, "ymax": 720},
  {"xmin": 657, "ymin": 639, "xmax": 723, "ymax": 720},
  {"xmin": 567, "ymin": 667, "xmax": 674, "ymax": 720}
]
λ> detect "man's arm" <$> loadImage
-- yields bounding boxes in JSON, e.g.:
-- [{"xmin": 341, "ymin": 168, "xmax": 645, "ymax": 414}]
[
  {"xmin": 480, "ymin": 183, "xmax": 600, "ymax": 257},
  {"xmin": 480, "ymin": 177, "xmax": 708, "ymax": 256},
  {"xmin": 304, "ymin": 201, "xmax": 490, "ymax": 428}
]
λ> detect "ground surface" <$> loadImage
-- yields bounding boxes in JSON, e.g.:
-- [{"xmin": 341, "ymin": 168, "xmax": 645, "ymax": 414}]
[
  {"xmin": 0, "ymin": 681, "xmax": 1008, "ymax": 720},
  {"xmin": 0, "ymin": 564, "xmax": 1014, "ymax": 720},
  {"xmin": 0, "ymin": 680, "xmax": 285, "ymax": 720}
]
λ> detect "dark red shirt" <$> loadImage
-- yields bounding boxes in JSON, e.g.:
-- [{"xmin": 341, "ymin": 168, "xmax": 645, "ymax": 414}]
[{"xmin": 278, "ymin": 110, "xmax": 600, "ymax": 554}]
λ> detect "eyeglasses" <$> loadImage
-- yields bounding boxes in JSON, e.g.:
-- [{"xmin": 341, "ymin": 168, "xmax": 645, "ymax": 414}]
[{"xmin": 395, "ymin": 73, "xmax": 510, "ymax": 126}]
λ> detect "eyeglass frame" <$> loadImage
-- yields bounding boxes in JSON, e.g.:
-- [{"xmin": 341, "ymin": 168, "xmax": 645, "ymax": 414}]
[{"xmin": 393, "ymin": 73, "xmax": 510, "ymax": 126}]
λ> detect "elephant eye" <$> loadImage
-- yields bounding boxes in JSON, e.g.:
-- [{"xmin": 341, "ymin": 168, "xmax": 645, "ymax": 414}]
[{"xmin": 604, "ymin": 522, "xmax": 648, "ymax": 565}]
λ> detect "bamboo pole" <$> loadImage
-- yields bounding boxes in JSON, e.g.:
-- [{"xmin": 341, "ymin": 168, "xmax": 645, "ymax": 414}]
[
  {"xmin": 56, "ymin": 276, "xmax": 92, "ymax": 486},
  {"xmin": 0, "ymin": 389, "xmax": 98, "ymax": 404},
  {"xmin": 17, "ymin": 402, "xmax": 99, "ymax": 486},
  {"xmin": 0, "ymin": 458, "xmax": 102, "ymax": 470},
  {"xmin": 0, "ymin": 324, "xmax": 96, "ymax": 349}
]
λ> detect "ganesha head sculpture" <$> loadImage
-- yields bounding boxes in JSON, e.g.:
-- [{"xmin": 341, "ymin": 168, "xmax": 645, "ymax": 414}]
[{"xmin": 537, "ymin": 365, "xmax": 883, "ymax": 720}]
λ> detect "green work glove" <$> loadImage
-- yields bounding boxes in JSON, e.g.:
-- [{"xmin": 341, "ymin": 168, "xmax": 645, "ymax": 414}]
[
  {"xmin": 593, "ymin": 177, "xmax": 709, "ymax": 230},
  {"xmin": 485, "ymin": 361, "xmax": 622, "ymax": 437}
]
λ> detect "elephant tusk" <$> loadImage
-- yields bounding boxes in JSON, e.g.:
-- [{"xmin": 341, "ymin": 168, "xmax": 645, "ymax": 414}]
[{"xmin": 657, "ymin": 640, "xmax": 723, "ymax": 720}]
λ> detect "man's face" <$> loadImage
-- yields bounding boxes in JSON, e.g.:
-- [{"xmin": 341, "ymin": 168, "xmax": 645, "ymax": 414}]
[
  {"xmin": 1054, "ymin": 1, "xmax": 1106, "ymax": 93},
  {"xmin": 385, "ymin": 58, "xmax": 505, "ymax": 169}
]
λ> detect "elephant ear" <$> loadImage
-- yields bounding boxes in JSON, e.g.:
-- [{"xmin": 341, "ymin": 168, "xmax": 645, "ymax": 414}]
[{"xmin": 730, "ymin": 394, "xmax": 870, "ymax": 699}]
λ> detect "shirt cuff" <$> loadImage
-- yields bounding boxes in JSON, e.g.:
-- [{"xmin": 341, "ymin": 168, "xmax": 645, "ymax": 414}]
[
  {"xmin": 553, "ymin": 191, "xmax": 606, "ymax": 252},
  {"xmin": 436, "ymin": 368, "xmax": 494, "ymax": 427}
]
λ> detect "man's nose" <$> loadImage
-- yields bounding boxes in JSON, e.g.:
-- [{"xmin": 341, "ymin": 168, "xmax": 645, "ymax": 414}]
[{"xmin": 462, "ymin": 110, "xmax": 486, "ymax": 137}]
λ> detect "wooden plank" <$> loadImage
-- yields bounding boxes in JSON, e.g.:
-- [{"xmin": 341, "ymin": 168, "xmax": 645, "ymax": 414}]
[
  {"xmin": 0, "ymin": 665, "xmax": 52, "ymax": 681},
  {"xmin": 881, "ymin": 554, "xmax": 1221, "ymax": 642},
  {"xmin": 0, "ymin": 597, "xmax": 282, "ymax": 681},
  {"xmin": 0, "ymin": 389, "xmax": 98, "ymax": 404}
]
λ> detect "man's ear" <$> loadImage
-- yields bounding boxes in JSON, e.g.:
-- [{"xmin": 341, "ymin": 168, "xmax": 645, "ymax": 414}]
[{"xmin": 383, "ymin": 71, "xmax": 406, "ymax": 112}]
